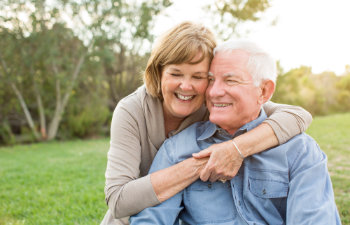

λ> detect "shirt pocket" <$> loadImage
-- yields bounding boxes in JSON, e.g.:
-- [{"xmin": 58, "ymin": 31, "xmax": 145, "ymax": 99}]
[
  {"xmin": 248, "ymin": 177, "xmax": 288, "ymax": 198},
  {"xmin": 185, "ymin": 180, "xmax": 236, "ymax": 224},
  {"xmin": 247, "ymin": 170, "xmax": 289, "ymax": 222}
]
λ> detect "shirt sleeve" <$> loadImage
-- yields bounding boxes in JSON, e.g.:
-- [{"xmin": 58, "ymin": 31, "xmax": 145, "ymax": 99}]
[
  {"xmin": 286, "ymin": 137, "xmax": 341, "ymax": 224},
  {"xmin": 262, "ymin": 101, "xmax": 313, "ymax": 144},
  {"xmin": 130, "ymin": 139, "xmax": 184, "ymax": 225},
  {"xmin": 104, "ymin": 101, "xmax": 159, "ymax": 219}
]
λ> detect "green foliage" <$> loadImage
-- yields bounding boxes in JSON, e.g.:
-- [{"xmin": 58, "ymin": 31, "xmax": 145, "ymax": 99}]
[
  {"xmin": 63, "ymin": 94, "xmax": 110, "ymax": 138},
  {"xmin": 0, "ymin": 0, "xmax": 171, "ymax": 144},
  {"xmin": 336, "ymin": 74, "xmax": 350, "ymax": 112},
  {"xmin": 272, "ymin": 66, "xmax": 349, "ymax": 116},
  {"xmin": 0, "ymin": 120, "xmax": 16, "ymax": 145},
  {"xmin": 205, "ymin": 0, "xmax": 271, "ymax": 40}
]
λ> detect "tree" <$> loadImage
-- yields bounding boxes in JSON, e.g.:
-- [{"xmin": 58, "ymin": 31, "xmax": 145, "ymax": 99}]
[
  {"xmin": 205, "ymin": 0, "xmax": 271, "ymax": 40},
  {"xmin": 336, "ymin": 73, "xmax": 350, "ymax": 112},
  {"xmin": 0, "ymin": 0, "xmax": 172, "ymax": 142}
]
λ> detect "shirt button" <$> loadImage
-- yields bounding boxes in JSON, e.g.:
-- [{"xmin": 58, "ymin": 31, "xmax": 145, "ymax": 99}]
[
  {"xmin": 238, "ymin": 200, "xmax": 241, "ymax": 206},
  {"xmin": 207, "ymin": 183, "xmax": 212, "ymax": 188},
  {"xmin": 262, "ymin": 189, "xmax": 267, "ymax": 195}
]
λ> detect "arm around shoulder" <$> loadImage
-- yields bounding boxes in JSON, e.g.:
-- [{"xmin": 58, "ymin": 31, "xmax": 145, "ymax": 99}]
[{"xmin": 262, "ymin": 101, "xmax": 313, "ymax": 144}]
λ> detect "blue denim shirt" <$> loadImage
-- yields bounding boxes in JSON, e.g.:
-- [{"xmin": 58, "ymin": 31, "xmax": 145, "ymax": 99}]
[{"xmin": 130, "ymin": 109, "xmax": 341, "ymax": 225}]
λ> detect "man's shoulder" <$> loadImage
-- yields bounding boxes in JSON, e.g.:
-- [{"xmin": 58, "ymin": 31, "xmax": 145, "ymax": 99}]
[
  {"xmin": 163, "ymin": 121, "xmax": 211, "ymax": 162},
  {"xmin": 283, "ymin": 133, "xmax": 320, "ymax": 152},
  {"xmin": 249, "ymin": 133, "xmax": 323, "ymax": 171}
]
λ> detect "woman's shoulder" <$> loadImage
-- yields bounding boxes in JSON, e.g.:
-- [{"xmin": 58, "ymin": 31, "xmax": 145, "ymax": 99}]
[
  {"xmin": 116, "ymin": 86, "xmax": 147, "ymax": 110},
  {"xmin": 118, "ymin": 85, "xmax": 145, "ymax": 104},
  {"xmin": 114, "ymin": 85, "xmax": 162, "ymax": 119}
]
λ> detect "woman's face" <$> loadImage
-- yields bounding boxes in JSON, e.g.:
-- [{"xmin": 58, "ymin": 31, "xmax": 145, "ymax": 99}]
[{"xmin": 161, "ymin": 54, "xmax": 210, "ymax": 120}]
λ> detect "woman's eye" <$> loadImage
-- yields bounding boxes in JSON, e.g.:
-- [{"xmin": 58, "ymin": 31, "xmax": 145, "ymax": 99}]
[
  {"xmin": 170, "ymin": 73, "xmax": 182, "ymax": 77},
  {"xmin": 208, "ymin": 78, "xmax": 214, "ymax": 83},
  {"xmin": 193, "ymin": 75, "xmax": 205, "ymax": 79}
]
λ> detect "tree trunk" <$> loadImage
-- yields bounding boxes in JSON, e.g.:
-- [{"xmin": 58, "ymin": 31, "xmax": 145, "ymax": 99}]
[
  {"xmin": 47, "ymin": 51, "xmax": 87, "ymax": 140},
  {"xmin": 34, "ymin": 82, "xmax": 47, "ymax": 139},
  {"xmin": 11, "ymin": 83, "xmax": 41, "ymax": 140},
  {"xmin": 0, "ymin": 53, "xmax": 40, "ymax": 140}
]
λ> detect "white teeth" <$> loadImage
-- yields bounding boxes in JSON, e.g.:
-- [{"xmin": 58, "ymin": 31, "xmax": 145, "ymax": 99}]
[
  {"xmin": 214, "ymin": 103, "xmax": 231, "ymax": 107},
  {"xmin": 176, "ymin": 93, "xmax": 194, "ymax": 100}
]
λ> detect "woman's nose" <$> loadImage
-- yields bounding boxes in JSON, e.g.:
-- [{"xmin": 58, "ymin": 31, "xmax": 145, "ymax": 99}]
[{"xmin": 180, "ymin": 78, "xmax": 193, "ymax": 91}]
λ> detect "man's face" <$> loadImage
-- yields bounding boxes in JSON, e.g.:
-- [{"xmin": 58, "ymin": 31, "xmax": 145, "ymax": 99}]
[{"xmin": 206, "ymin": 50, "xmax": 263, "ymax": 134}]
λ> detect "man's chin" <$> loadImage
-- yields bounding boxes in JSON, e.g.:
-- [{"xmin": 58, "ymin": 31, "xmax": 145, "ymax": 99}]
[{"xmin": 209, "ymin": 116, "xmax": 225, "ymax": 126}]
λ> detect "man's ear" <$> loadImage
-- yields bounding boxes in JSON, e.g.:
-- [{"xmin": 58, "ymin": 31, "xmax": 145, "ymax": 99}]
[{"xmin": 258, "ymin": 80, "xmax": 275, "ymax": 104}]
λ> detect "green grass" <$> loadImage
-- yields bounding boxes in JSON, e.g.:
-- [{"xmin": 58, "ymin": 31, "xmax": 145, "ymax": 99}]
[
  {"xmin": 0, "ymin": 113, "xmax": 350, "ymax": 224},
  {"xmin": 306, "ymin": 113, "xmax": 350, "ymax": 224},
  {"xmin": 0, "ymin": 139, "xmax": 110, "ymax": 225}
]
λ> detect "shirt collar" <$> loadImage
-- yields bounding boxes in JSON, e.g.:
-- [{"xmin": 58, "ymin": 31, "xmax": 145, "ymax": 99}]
[{"xmin": 197, "ymin": 108, "xmax": 267, "ymax": 141}]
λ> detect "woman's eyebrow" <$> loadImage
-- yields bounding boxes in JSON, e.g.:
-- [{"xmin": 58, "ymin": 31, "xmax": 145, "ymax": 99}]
[{"xmin": 166, "ymin": 67, "xmax": 181, "ymax": 72}]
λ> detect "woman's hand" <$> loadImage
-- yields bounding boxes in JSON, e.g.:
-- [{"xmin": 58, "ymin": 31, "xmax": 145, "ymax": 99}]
[{"xmin": 192, "ymin": 141, "xmax": 243, "ymax": 182}]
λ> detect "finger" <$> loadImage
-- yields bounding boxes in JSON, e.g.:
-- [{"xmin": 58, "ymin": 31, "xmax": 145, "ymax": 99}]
[
  {"xmin": 199, "ymin": 164, "xmax": 211, "ymax": 182},
  {"xmin": 227, "ymin": 168, "xmax": 239, "ymax": 179},
  {"xmin": 209, "ymin": 173, "xmax": 221, "ymax": 183},
  {"xmin": 192, "ymin": 149, "xmax": 212, "ymax": 159}
]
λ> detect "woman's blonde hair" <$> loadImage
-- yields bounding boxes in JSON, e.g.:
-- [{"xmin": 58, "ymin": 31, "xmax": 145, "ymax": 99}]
[{"xmin": 144, "ymin": 21, "xmax": 217, "ymax": 99}]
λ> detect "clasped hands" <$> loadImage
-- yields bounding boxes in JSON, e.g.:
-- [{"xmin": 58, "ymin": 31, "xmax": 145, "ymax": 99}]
[{"xmin": 192, "ymin": 140, "xmax": 244, "ymax": 183}]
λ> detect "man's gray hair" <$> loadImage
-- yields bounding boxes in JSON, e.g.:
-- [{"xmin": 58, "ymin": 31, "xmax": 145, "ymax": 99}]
[{"xmin": 213, "ymin": 40, "xmax": 277, "ymax": 86}]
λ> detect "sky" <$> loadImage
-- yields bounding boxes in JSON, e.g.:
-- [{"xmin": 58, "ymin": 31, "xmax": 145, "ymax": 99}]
[{"xmin": 153, "ymin": 0, "xmax": 350, "ymax": 75}]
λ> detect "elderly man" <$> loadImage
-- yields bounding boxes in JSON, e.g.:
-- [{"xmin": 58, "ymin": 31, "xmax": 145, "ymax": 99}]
[{"xmin": 130, "ymin": 40, "xmax": 341, "ymax": 225}]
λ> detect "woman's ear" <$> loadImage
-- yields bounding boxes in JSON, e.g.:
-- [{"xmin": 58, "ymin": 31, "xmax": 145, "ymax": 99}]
[{"xmin": 258, "ymin": 80, "xmax": 275, "ymax": 104}]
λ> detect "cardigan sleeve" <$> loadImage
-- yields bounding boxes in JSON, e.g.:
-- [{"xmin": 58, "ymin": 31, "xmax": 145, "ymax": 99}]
[
  {"xmin": 104, "ymin": 99, "xmax": 160, "ymax": 219},
  {"xmin": 262, "ymin": 101, "xmax": 313, "ymax": 144}
]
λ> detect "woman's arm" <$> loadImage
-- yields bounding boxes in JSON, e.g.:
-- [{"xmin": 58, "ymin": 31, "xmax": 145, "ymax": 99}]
[
  {"xmin": 193, "ymin": 102, "xmax": 313, "ymax": 182},
  {"xmin": 151, "ymin": 157, "xmax": 208, "ymax": 202},
  {"xmin": 262, "ymin": 101, "xmax": 312, "ymax": 144},
  {"xmin": 105, "ymin": 103, "xmax": 158, "ymax": 218}
]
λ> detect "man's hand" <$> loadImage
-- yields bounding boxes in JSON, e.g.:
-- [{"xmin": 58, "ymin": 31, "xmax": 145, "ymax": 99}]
[{"xmin": 192, "ymin": 141, "xmax": 244, "ymax": 182}]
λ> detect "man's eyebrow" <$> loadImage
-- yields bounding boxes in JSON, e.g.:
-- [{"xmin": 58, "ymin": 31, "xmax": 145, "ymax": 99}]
[{"xmin": 223, "ymin": 72, "xmax": 239, "ymax": 77}]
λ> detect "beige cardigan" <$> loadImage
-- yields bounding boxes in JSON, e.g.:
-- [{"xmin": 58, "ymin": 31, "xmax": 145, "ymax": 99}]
[{"xmin": 101, "ymin": 85, "xmax": 312, "ymax": 225}]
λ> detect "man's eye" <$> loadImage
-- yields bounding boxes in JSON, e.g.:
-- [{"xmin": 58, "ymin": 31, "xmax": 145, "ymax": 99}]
[{"xmin": 227, "ymin": 80, "xmax": 240, "ymax": 85}]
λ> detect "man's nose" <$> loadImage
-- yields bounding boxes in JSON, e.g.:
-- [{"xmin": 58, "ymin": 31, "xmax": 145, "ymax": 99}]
[{"xmin": 208, "ymin": 80, "xmax": 225, "ymax": 97}]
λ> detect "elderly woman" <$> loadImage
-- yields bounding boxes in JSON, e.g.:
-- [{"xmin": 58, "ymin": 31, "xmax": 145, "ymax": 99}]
[{"xmin": 101, "ymin": 22, "xmax": 312, "ymax": 225}]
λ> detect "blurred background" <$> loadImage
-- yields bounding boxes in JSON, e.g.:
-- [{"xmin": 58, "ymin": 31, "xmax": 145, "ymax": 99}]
[
  {"xmin": 0, "ymin": 0, "xmax": 349, "ymax": 145},
  {"xmin": 0, "ymin": 0, "xmax": 349, "ymax": 224}
]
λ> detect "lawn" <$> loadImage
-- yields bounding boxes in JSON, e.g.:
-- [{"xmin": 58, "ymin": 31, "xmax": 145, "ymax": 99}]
[
  {"xmin": 0, "ymin": 113, "xmax": 349, "ymax": 224},
  {"xmin": 306, "ymin": 113, "xmax": 350, "ymax": 224},
  {"xmin": 0, "ymin": 139, "xmax": 110, "ymax": 225}
]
